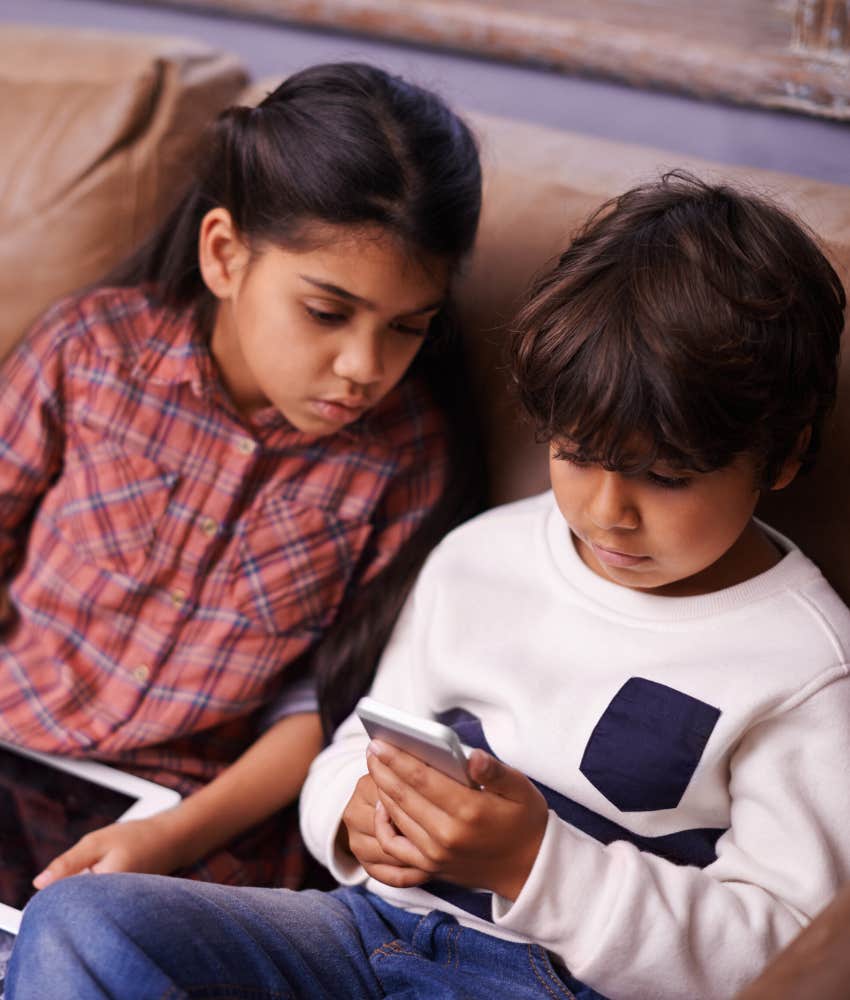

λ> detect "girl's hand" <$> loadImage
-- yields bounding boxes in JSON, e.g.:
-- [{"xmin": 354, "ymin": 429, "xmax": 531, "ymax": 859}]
[
  {"xmin": 32, "ymin": 812, "xmax": 186, "ymax": 889},
  {"xmin": 341, "ymin": 772, "xmax": 430, "ymax": 888},
  {"xmin": 367, "ymin": 741, "xmax": 549, "ymax": 901}
]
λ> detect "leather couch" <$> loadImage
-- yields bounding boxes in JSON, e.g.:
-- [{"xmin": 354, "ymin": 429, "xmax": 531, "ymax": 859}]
[{"xmin": 2, "ymin": 23, "xmax": 849, "ymax": 998}]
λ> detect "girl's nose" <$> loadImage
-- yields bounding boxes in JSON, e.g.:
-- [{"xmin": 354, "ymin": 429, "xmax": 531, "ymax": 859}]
[
  {"xmin": 333, "ymin": 328, "xmax": 384, "ymax": 386},
  {"xmin": 587, "ymin": 470, "xmax": 639, "ymax": 531}
]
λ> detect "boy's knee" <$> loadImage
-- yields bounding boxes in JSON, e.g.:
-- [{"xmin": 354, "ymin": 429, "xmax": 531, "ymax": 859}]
[{"xmin": 16, "ymin": 873, "xmax": 152, "ymax": 956}]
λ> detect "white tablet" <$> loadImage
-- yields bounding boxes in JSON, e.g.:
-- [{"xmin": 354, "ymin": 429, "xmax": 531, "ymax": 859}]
[{"xmin": 0, "ymin": 739, "xmax": 181, "ymax": 935}]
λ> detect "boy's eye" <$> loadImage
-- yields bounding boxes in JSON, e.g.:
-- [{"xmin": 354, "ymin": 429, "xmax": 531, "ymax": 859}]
[
  {"xmin": 646, "ymin": 470, "xmax": 691, "ymax": 490},
  {"xmin": 553, "ymin": 448, "xmax": 589, "ymax": 467}
]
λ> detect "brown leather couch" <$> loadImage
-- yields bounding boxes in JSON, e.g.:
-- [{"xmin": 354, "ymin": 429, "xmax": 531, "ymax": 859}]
[{"xmin": 2, "ymin": 24, "xmax": 849, "ymax": 999}]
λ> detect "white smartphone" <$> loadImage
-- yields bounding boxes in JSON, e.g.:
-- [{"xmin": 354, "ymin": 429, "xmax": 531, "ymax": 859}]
[
  {"xmin": 355, "ymin": 696, "xmax": 476, "ymax": 787},
  {"xmin": 0, "ymin": 739, "xmax": 181, "ymax": 935}
]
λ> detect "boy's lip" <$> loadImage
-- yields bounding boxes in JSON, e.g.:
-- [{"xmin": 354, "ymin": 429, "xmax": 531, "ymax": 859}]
[{"xmin": 590, "ymin": 541, "xmax": 650, "ymax": 568}]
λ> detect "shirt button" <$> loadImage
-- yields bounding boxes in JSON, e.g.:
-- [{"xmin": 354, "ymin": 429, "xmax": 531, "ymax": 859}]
[
  {"xmin": 132, "ymin": 665, "xmax": 150, "ymax": 684},
  {"xmin": 171, "ymin": 588, "xmax": 187, "ymax": 608},
  {"xmin": 236, "ymin": 436, "xmax": 257, "ymax": 455},
  {"xmin": 199, "ymin": 516, "xmax": 217, "ymax": 537}
]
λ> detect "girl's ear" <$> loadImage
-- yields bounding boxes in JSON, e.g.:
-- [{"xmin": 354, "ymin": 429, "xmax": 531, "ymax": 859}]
[
  {"xmin": 198, "ymin": 207, "xmax": 251, "ymax": 300},
  {"xmin": 770, "ymin": 425, "xmax": 812, "ymax": 492}
]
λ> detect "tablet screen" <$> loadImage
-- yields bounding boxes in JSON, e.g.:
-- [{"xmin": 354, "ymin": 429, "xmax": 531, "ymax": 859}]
[{"xmin": 0, "ymin": 745, "xmax": 136, "ymax": 912}]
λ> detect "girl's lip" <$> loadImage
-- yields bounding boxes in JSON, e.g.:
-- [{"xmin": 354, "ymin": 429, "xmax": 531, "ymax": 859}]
[
  {"xmin": 310, "ymin": 397, "xmax": 369, "ymax": 423},
  {"xmin": 591, "ymin": 542, "xmax": 649, "ymax": 568}
]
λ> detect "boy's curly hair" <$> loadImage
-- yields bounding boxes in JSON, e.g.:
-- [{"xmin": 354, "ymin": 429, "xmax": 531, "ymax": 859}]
[{"xmin": 510, "ymin": 170, "xmax": 846, "ymax": 488}]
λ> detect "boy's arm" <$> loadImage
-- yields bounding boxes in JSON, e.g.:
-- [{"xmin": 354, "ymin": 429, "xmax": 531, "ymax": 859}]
[
  {"xmin": 34, "ymin": 710, "xmax": 323, "ymax": 885},
  {"xmin": 486, "ymin": 674, "xmax": 850, "ymax": 1000}
]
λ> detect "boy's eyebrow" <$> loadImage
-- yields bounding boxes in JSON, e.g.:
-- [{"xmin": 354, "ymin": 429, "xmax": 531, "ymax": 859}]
[{"xmin": 298, "ymin": 275, "xmax": 444, "ymax": 314}]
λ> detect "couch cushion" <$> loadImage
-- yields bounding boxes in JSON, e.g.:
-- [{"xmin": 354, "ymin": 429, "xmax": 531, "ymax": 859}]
[{"xmin": 0, "ymin": 25, "xmax": 248, "ymax": 357}]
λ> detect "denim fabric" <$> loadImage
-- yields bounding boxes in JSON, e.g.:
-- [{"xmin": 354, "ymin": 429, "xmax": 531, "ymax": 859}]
[{"xmin": 6, "ymin": 874, "xmax": 609, "ymax": 999}]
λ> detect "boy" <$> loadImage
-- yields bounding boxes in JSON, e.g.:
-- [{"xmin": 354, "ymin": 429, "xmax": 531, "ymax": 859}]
[{"xmin": 8, "ymin": 172, "xmax": 850, "ymax": 1000}]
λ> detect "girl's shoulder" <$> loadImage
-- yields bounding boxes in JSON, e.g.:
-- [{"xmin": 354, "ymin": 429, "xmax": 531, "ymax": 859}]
[{"xmin": 30, "ymin": 285, "xmax": 191, "ymax": 367}]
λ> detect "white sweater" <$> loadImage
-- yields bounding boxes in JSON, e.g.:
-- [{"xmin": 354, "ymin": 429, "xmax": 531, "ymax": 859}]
[{"xmin": 300, "ymin": 492, "xmax": 850, "ymax": 1000}]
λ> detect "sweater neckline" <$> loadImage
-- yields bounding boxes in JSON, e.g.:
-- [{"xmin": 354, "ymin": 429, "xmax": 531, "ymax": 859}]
[{"xmin": 544, "ymin": 494, "xmax": 815, "ymax": 622}]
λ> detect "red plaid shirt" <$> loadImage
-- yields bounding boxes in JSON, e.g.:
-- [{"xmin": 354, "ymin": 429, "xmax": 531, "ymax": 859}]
[{"xmin": 0, "ymin": 287, "xmax": 447, "ymax": 884}]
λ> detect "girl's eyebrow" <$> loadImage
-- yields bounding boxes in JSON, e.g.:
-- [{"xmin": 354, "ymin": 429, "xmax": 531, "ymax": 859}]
[{"xmin": 298, "ymin": 275, "xmax": 445, "ymax": 314}]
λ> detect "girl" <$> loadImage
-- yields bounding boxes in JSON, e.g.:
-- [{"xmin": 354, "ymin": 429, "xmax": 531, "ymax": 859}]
[{"xmin": 0, "ymin": 62, "xmax": 483, "ymax": 891}]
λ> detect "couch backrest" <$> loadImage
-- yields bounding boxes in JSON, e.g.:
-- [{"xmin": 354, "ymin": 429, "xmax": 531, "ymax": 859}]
[
  {"xmin": 457, "ymin": 111, "xmax": 850, "ymax": 604},
  {"xmin": 0, "ymin": 25, "xmax": 248, "ymax": 358}
]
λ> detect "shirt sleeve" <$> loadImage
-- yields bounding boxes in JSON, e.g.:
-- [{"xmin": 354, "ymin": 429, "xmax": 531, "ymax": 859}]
[
  {"xmin": 491, "ymin": 673, "xmax": 850, "ymax": 1000},
  {"xmin": 0, "ymin": 303, "xmax": 68, "ymax": 580},
  {"xmin": 299, "ymin": 571, "xmax": 433, "ymax": 882}
]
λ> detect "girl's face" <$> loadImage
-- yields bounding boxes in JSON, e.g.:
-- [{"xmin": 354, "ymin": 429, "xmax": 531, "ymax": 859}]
[
  {"xmin": 549, "ymin": 442, "xmax": 799, "ymax": 597},
  {"xmin": 207, "ymin": 222, "xmax": 449, "ymax": 434}
]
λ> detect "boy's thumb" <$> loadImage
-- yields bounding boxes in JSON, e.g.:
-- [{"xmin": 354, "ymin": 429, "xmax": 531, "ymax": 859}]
[{"xmin": 467, "ymin": 749, "xmax": 515, "ymax": 794}]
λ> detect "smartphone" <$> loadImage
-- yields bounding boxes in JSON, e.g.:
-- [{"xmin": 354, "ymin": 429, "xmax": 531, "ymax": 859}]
[{"xmin": 355, "ymin": 697, "xmax": 476, "ymax": 787}]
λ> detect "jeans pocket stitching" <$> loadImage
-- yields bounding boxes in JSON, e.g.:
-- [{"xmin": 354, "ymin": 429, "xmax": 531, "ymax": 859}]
[{"xmin": 527, "ymin": 944, "xmax": 577, "ymax": 1000}]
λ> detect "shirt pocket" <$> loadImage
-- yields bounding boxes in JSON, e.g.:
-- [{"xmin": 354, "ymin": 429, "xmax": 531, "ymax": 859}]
[
  {"xmin": 55, "ymin": 444, "xmax": 178, "ymax": 578},
  {"xmin": 579, "ymin": 677, "xmax": 721, "ymax": 812},
  {"xmin": 233, "ymin": 495, "xmax": 372, "ymax": 637}
]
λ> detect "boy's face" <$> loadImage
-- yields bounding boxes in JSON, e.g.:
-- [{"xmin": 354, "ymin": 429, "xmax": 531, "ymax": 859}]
[{"xmin": 549, "ymin": 443, "xmax": 790, "ymax": 597}]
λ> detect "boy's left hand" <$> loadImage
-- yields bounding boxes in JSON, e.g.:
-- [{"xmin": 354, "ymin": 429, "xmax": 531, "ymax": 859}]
[{"xmin": 366, "ymin": 740, "xmax": 548, "ymax": 901}]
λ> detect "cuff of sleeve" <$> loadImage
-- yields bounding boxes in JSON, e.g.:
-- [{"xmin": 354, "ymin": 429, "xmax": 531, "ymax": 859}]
[
  {"xmin": 323, "ymin": 799, "xmax": 369, "ymax": 886},
  {"xmin": 491, "ymin": 810, "xmax": 600, "ymax": 937}
]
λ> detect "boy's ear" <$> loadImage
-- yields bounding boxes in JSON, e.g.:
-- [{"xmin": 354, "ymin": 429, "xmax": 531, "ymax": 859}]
[
  {"xmin": 198, "ymin": 207, "xmax": 251, "ymax": 300},
  {"xmin": 769, "ymin": 425, "xmax": 812, "ymax": 492}
]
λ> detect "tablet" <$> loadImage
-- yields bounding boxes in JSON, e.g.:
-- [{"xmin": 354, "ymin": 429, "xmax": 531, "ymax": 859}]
[{"xmin": 0, "ymin": 739, "xmax": 181, "ymax": 935}]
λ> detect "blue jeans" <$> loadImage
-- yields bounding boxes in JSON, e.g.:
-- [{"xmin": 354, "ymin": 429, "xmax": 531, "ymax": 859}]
[{"xmin": 6, "ymin": 873, "xmax": 608, "ymax": 999}]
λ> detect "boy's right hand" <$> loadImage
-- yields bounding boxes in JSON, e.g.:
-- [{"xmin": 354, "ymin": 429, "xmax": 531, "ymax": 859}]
[{"xmin": 341, "ymin": 773, "xmax": 430, "ymax": 887}]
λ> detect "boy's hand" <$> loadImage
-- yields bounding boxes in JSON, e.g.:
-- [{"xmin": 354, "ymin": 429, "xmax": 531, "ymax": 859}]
[
  {"xmin": 367, "ymin": 741, "xmax": 548, "ymax": 901},
  {"xmin": 341, "ymin": 773, "xmax": 430, "ymax": 887},
  {"xmin": 32, "ymin": 813, "xmax": 186, "ymax": 889}
]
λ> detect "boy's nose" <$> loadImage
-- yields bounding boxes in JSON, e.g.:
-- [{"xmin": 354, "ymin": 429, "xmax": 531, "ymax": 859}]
[
  {"xmin": 333, "ymin": 328, "xmax": 384, "ymax": 386},
  {"xmin": 587, "ymin": 470, "xmax": 639, "ymax": 531}
]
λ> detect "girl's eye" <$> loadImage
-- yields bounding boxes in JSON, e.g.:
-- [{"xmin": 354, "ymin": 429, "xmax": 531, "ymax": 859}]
[
  {"xmin": 306, "ymin": 306, "xmax": 347, "ymax": 325},
  {"xmin": 646, "ymin": 470, "xmax": 691, "ymax": 490},
  {"xmin": 391, "ymin": 322, "xmax": 429, "ymax": 337}
]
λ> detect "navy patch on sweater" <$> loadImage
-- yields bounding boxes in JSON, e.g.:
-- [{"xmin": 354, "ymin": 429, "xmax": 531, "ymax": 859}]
[{"xmin": 580, "ymin": 678, "xmax": 721, "ymax": 812}]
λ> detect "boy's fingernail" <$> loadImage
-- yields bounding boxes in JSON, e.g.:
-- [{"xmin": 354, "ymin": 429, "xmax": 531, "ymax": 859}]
[
  {"xmin": 32, "ymin": 870, "xmax": 53, "ymax": 889},
  {"xmin": 368, "ymin": 739, "xmax": 388, "ymax": 759}
]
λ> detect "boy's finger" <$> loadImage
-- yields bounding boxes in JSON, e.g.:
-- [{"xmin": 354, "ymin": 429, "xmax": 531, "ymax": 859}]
[
  {"xmin": 368, "ymin": 739, "xmax": 471, "ymax": 810},
  {"xmin": 367, "ymin": 749, "xmax": 458, "ymax": 839},
  {"xmin": 375, "ymin": 800, "xmax": 434, "ymax": 870},
  {"xmin": 465, "ymin": 749, "xmax": 530, "ymax": 800}
]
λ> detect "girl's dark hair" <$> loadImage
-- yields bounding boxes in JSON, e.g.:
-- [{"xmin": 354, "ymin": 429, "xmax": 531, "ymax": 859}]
[
  {"xmin": 112, "ymin": 62, "xmax": 484, "ymax": 737},
  {"xmin": 511, "ymin": 170, "xmax": 845, "ymax": 488}
]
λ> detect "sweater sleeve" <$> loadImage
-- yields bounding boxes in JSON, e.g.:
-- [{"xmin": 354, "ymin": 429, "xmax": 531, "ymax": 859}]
[
  {"xmin": 492, "ymin": 672, "xmax": 850, "ymax": 1000},
  {"xmin": 300, "ymin": 584, "xmax": 431, "ymax": 882}
]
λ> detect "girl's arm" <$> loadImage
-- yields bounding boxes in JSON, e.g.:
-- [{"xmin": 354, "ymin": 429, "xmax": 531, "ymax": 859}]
[
  {"xmin": 0, "ymin": 306, "xmax": 68, "ymax": 577},
  {"xmin": 34, "ymin": 710, "xmax": 323, "ymax": 885}
]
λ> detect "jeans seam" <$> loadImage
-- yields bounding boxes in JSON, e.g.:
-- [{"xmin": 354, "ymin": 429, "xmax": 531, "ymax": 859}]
[
  {"xmin": 527, "ymin": 945, "xmax": 576, "ymax": 1000},
  {"xmin": 443, "ymin": 924, "xmax": 460, "ymax": 970}
]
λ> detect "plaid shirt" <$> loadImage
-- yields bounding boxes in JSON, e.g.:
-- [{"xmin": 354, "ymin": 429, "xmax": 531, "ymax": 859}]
[{"xmin": 0, "ymin": 287, "xmax": 447, "ymax": 883}]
